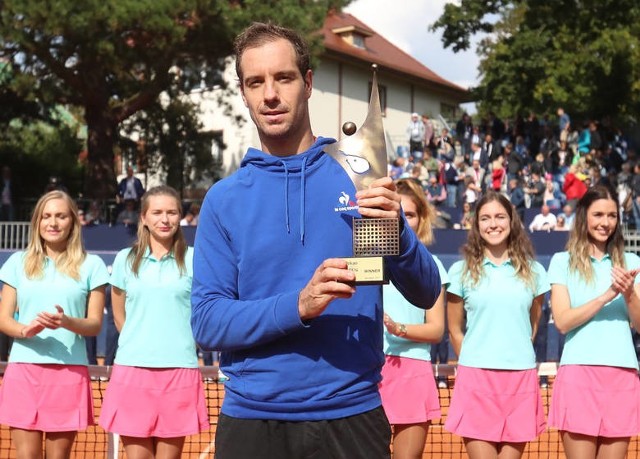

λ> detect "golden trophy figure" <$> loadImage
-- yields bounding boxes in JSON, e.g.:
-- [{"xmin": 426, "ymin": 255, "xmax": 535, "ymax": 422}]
[{"xmin": 324, "ymin": 65, "xmax": 399, "ymax": 284}]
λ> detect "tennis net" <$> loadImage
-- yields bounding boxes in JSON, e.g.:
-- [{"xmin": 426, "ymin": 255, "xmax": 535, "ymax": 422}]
[{"xmin": 0, "ymin": 363, "xmax": 638, "ymax": 458}]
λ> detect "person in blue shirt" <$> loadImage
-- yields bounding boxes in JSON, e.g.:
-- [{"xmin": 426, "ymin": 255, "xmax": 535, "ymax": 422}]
[
  {"xmin": 190, "ymin": 22, "xmax": 440, "ymax": 459},
  {"xmin": 445, "ymin": 191, "xmax": 549, "ymax": 459},
  {"xmin": 547, "ymin": 185, "xmax": 640, "ymax": 459},
  {"xmin": 0, "ymin": 190, "xmax": 108, "ymax": 458},
  {"xmin": 576, "ymin": 122, "xmax": 591, "ymax": 156},
  {"xmin": 379, "ymin": 178, "xmax": 447, "ymax": 459},
  {"xmin": 100, "ymin": 186, "xmax": 208, "ymax": 459}
]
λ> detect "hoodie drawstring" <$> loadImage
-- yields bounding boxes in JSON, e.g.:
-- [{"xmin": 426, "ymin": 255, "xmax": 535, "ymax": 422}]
[
  {"xmin": 280, "ymin": 157, "xmax": 308, "ymax": 244},
  {"xmin": 281, "ymin": 161, "xmax": 291, "ymax": 234},
  {"xmin": 300, "ymin": 157, "xmax": 307, "ymax": 244}
]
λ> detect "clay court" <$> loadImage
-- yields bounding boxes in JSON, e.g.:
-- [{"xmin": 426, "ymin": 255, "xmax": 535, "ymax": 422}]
[{"xmin": 1, "ymin": 364, "xmax": 639, "ymax": 458}]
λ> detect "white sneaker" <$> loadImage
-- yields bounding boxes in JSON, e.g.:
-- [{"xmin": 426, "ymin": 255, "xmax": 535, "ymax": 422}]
[
  {"xmin": 218, "ymin": 369, "xmax": 229, "ymax": 382},
  {"xmin": 437, "ymin": 380, "xmax": 447, "ymax": 389}
]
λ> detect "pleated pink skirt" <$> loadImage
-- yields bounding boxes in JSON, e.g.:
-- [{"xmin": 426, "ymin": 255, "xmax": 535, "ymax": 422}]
[
  {"xmin": 549, "ymin": 365, "xmax": 640, "ymax": 437},
  {"xmin": 379, "ymin": 355, "xmax": 441, "ymax": 424},
  {"xmin": 99, "ymin": 365, "xmax": 209, "ymax": 438},
  {"xmin": 445, "ymin": 365, "xmax": 545, "ymax": 442},
  {"xmin": 0, "ymin": 363, "xmax": 94, "ymax": 431}
]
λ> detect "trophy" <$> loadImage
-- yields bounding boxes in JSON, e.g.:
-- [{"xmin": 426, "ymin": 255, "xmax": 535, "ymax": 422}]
[{"xmin": 324, "ymin": 65, "xmax": 400, "ymax": 285}]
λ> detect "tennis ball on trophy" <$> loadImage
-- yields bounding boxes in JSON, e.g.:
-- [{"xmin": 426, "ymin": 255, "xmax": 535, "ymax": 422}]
[{"xmin": 342, "ymin": 122, "xmax": 357, "ymax": 136}]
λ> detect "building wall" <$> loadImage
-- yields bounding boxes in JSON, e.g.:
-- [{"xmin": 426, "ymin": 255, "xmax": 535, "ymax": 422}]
[
  {"xmin": 188, "ymin": 58, "xmax": 260, "ymax": 179},
  {"xmin": 312, "ymin": 60, "xmax": 459, "ymax": 156},
  {"xmin": 192, "ymin": 56, "xmax": 463, "ymax": 180}
]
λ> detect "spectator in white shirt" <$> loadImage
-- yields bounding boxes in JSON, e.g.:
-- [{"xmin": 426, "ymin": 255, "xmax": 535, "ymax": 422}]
[{"xmin": 528, "ymin": 204, "xmax": 557, "ymax": 232}]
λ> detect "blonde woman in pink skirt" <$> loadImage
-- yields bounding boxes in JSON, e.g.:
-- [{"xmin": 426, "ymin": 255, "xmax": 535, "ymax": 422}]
[
  {"xmin": 446, "ymin": 191, "xmax": 549, "ymax": 459},
  {"xmin": 379, "ymin": 178, "xmax": 447, "ymax": 459},
  {"xmin": 99, "ymin": 186, "xmax": 208, "ymax": 459},
  {"xmin": 548, "ymin": 185, "xmax": 640, "ymax": 459},
  {"xmin": 0, "ymin": 190, "xmax": 109, "ymax": 458}
]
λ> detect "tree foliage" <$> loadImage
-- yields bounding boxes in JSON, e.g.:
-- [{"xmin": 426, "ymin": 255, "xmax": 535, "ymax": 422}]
[
  {"xmin": 0, "ymin": 0, "xmax": 350, "ymax": 198},
  {"xmin": 431, "ymin": 0, "xmax": 640, "ymax": 121},
  {"xmin": 118, "ymin": 82, "xmax": 220, "ymax": 197},
  {"xmin": 0, "ymin": 121, "xmax": 84, "ymax": 204}
]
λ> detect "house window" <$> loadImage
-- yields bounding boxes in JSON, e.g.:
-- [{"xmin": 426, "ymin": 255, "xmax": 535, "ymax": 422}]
[
  {"xmin": 352, "ymin": 34, "xmax": 365, "ymax": 49},
  {"xmin": 368, "ymin": 82, "xmax": 387, "ymax": 117},
  {"xmin": 181, "ymin": 64, "xmax": 224, "ymax": 92},
  {"xmin": 209, "ymin": 131, "xmax": 224, "ymax": 162},
  {"xmin": 439, "ymin": 103, "xmax": 456, "ymax": 124}
]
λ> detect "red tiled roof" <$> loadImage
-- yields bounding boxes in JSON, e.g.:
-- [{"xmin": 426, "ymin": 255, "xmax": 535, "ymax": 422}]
[{"xmin": 321, "ymin": 11, "xmax": 469, "ymax": 99}]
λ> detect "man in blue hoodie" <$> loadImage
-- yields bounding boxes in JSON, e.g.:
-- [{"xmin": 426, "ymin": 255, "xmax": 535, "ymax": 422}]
[{"xmin": 191, "ymin": 22, "xmax": 441, "ymax": 459}]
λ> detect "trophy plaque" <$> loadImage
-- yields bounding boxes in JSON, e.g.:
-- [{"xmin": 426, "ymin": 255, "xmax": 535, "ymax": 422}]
[{"xmin": 324, "ymin": 65, "xmax": 400, "ymax": 285}]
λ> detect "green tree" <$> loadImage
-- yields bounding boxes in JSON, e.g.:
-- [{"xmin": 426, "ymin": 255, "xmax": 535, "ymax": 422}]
[
  {"xmin": 431, "ymin": 0, "xmax": 640, "ymax": 121},
  {"xmin": 0, "ymin": 62, "xmax": 56, "ymax": 127},
  {"xmin": 118, "ymin": 83, "xmax": 221, "ymax": 196},
  {"xmin": 0, "ymin": 121, "xmax": 84, "ymax": 208},
  {"xmin": 0, "ymin": 0, "xmax": 349, "ymax": 199}
]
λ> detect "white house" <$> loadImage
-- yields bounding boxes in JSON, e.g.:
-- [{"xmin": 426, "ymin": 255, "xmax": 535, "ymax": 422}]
[{"xmin": 190, "ymin": 11, "xmax": 470, "ymax": 179}]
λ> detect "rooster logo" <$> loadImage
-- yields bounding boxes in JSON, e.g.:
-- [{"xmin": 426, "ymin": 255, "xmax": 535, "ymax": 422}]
[{"xmin": 338, "ymin": 191, "xmax": 350, "ymax": 206}]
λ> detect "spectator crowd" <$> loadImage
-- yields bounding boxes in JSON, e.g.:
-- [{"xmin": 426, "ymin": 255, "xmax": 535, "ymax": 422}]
[{"xmin": 394, "ymin": 109, "xmax": 636, "ymax": 232}]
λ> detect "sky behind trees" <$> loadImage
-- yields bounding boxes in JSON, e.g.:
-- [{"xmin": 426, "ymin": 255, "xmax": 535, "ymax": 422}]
[{"xmin": 344, "ymin": 0, "xmax": 480, "ymax": 113}]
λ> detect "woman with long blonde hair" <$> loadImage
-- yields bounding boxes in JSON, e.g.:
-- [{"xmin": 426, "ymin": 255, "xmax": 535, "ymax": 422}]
[
  {"xmin": 99, "ymin": 186, "xmax": 208, "ymax": 459},
  {"xmin": 379, "ymin": 178, "xmax": 446, "ymax": 459},
  {"xmin": 548, "ymin": 185, "xmax": 640, "ymax": 459},
  {"xmin": 445, "ymin": 191, "xmax": 548, "ymax": 459},
  {"xmin": 0, "ymin": 190, "xmax": 109, "ymax": 458}
]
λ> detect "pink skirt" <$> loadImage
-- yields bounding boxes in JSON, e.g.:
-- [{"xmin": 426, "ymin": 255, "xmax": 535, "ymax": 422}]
[
  {"xmin": 445, "ymin": 366, "xmax": 545, "ymax": 442},
  {"xmin": 549, "ymin": 365, "xmax": 640, "ymax": 437},
  {"xmin": 99, "ymin": 365, "xmax": 209, "ymax": 438},
  {"xmin": 379, "ymin": 355, "xmax": 441, "ymax": 424},
  {"xmin": 0, "ymin": 363, "xmax": 94, "ymax": 431}
]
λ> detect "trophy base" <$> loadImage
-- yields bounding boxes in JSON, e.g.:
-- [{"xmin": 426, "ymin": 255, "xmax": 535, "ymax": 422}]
[{"xmin": 343, "ymin": 256, "xmax": 388, "ymax": 285}]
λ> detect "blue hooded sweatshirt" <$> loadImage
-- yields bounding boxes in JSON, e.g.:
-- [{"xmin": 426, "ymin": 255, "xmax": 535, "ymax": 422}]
[{"xmin": 191, "ymin": 137, "xmax": 440, "ymax": 421}]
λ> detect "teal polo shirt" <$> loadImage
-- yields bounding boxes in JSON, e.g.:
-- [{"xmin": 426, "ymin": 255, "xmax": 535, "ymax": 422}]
[
  {"xmin": 548, "ymin": 251, "xmax": 640, "ymax": 370},
  {"xmin": 448, "ymin": 258, "xmax": 549, "ymax": 370},
  {"xmin": 0, "ymin": 251, "xmax": 109, "ymax": 365},
  {"xmin": 111, "ymin": 247, "xmax": 198, "ymax": 368},
  {"xmin": 383, "ymin": 255, "xmax": 449, "ymax": 361}
]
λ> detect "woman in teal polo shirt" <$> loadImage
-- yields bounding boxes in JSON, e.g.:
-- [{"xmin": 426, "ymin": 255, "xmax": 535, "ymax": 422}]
[
  {"xmin": 548, "ymin": 185, "xmax": 640, "ymax": 459},
  {"xmin": 0, "ymin": 190, "xmax": 109, "ymax": 458},
  {"xmin": 99, "ymin": 186, "xmax": 208, "ymax": 458},
  {"xmin": 445, "ymin": 191, "xmax": 549, "ymax": 459},
  {"xmin": 379, "ymin": 178, "xmax": 447, "ymax": 459}
]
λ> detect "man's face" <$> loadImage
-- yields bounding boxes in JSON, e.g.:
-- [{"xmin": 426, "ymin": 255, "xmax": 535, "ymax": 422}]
[{"xmin": 239, "ymin": 38, "xmax": 312, "ymax": 150}]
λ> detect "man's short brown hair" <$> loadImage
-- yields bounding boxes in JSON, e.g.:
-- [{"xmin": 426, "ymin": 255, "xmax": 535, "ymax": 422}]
[{"xmin": 234, "ymin": 22, "xmax": 311, "ymax": 84}]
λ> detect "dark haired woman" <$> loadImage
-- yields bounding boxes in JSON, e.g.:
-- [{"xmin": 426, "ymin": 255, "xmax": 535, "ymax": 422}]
[
  {"xmin": 548, "ymin": 185, "xmax": 640, "ymax": 459},
  {"xmin": 445, "ymin": 191, "xmax": 549, "ymax": 459}
]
